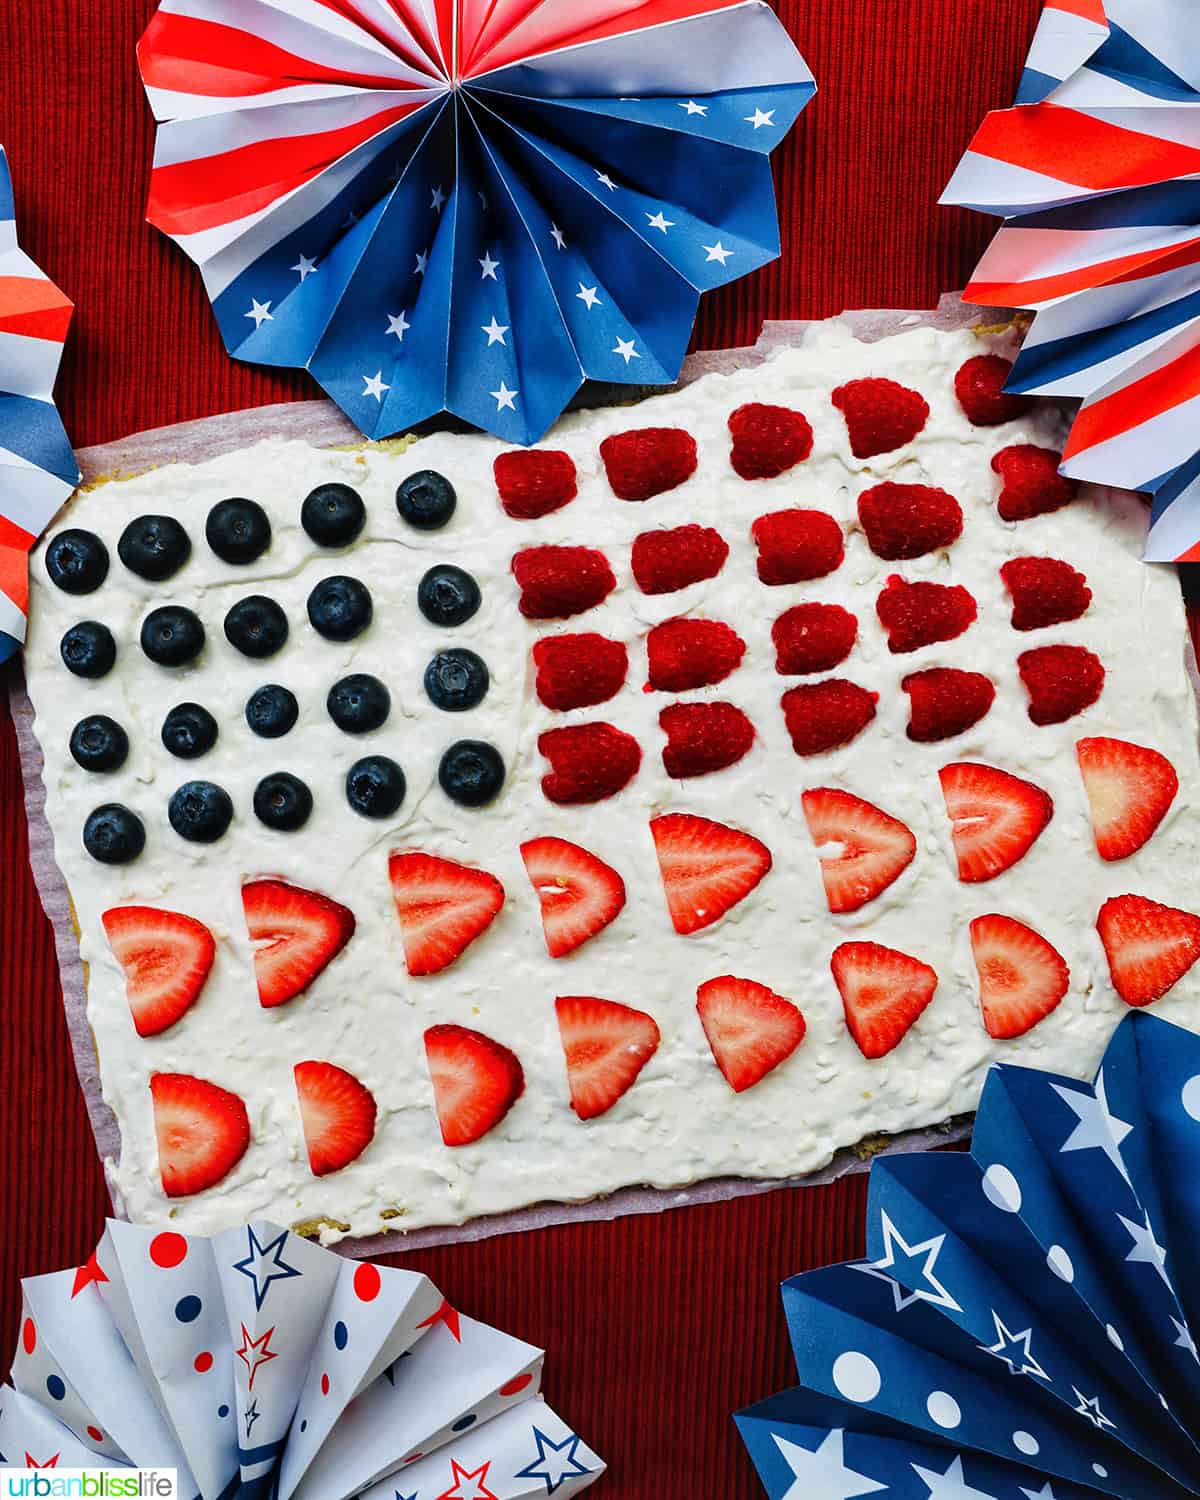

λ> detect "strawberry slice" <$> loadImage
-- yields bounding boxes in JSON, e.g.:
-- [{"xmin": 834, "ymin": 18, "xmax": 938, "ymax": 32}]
[
  {"xmin": 389, "ymin": 853, "xmax": 504, "ymax": 976},
  {"xmin": 831, "ymin": 942, "xmax": 938, "ymax": 1059},
  {"xmin": 696, "ymin": 976, "xmax": 806, "ymax": 1092},
  {"xmin": 150, "ymin": 1072, "xmax": 250, "ymax": 1198},
  {"xmin": 938, "ymin": 763, "xmax": 1053, "ymax": 883},
  {"xmin": 424, "ymin": 1024, "xmax": 524, "ymax": 1145},
  {"xmin": 294, "ymin": 1060, "xmax": 377, "ymax": 1176},
  {"xmin": 1097, "ymin": 894, "xmax": 1200, "ymax": 1007},
  {"xmin": 649, "ymin": 812, "xmax": 772, "ymax": 935},
  {"xmin": 521, "ymin": 836, "xmax": 626, "ymax": 958},
  {"xmin": 102, "ymin": 906, "xmax": 215, "ymax": 1037},
  {"xmin": 800, "ymin": 789, "xmax": 916, "ymax": 913},
  {"xmin": 1076, "ymin": 737, "xmax": 1179, "ymax": 862},
  {"xmin": 554, "ymin": 995, "xmax": 660, "ymax": 1119},
  {"xmin": 969, "ymin": 914, "xmax": 1069, "ymax": 1039},
  {"xmin": 241, "ymin": 879, "xmax": 355, "ymax": 1008}
]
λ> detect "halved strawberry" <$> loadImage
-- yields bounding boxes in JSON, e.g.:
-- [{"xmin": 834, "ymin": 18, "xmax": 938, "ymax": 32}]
[
  {"xmin": 149, "ymin": 1072, "xmax": 250, "ymax": 1198},
  {"xmin": 1097, "ymin": 894, "xmax": 1200, "ymax": 1007},
  {"xmin": 294, "ymin": 1060, "xmax": 377, "ymax": 1176},
  {"xmin": 696, "ymin": 976, "xmax": 806, "ymax": 1092},
  {"xmin": 241, "ymin": 879, "xmax": 355, "ymax": 1008},
  {"xmin": 937, "ymin": 763, "xmax": 1053, "ymax": 883},
  {"xmin": 389, "ymin": 853, "xmax": 504, "ymax": 976},
  {"xmin": 554, "ymin": 995, "xmax": 660, "ymax": 1119},
  {"xmin": 969, "ymin": 914, "xmax": 1069, "ymax": 1039},
  {"xmin": 1076, "ymin": 738, "xmax": 1179, "ymax": 862},
  {"xmin": 649, "ymin": 812, "xmax": 772, "ymax": 935},
  {"xmin": 521, "ymin": 837, "xmax": 626, "ymax": 958},
  {"xmin": 424, "ymin": 1024, "xmax": 524, "ymax": 1146},
  {"xmin": 831, "ymin": 942, "xmax": 938, "ymax": 1059},
  {"xmin": 102, "ymin": 906, "xmax": 215, "ymax": 1037},
  {"xmin": 800, "ymin": 789, "xmax": 916, "ymax": 913}
]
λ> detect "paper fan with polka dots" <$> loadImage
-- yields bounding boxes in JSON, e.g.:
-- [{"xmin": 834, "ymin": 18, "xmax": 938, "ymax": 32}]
[
  {"xmin": 737, "ymin": 1011, "xmax": 1200, "ymax": 1500},
  {"xmin": 1, "ymin": 1218, "xmax": 603, "ymax": 1498}
]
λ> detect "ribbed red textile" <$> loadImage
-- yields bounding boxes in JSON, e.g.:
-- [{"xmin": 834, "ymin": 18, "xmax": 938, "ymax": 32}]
[{"xmin": 0, "ymin": 2, "xmax": 1039, "ymax": 1492}]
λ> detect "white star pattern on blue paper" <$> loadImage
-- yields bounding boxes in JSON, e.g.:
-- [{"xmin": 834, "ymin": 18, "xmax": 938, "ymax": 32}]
[
  {"xmin": 363, "ymin": 371, "xmax": 389, "ymax": 401},
  {"xmin": 1053, "ymin": 1071, "xmax": 1133, "ymax": 1184},
  {"xmin": 576, "ymin": 284, "xmax": 601, "ymax": 310},
  {"xmin": 490, "ymin": 381, "xmax": 517, "ymax": 411},
  {"xmin": 595, "ymin": 171, "xmax": 617, "ymax": 191},
  {"xmin": 291, "ymin": 254, "xmax": 318, "ymax": 281},
  {"xmin": 980, "ymin": 1312, "xmax": 1049, "ymax": 1380},
  {"xmin": 1172, "ymin": 1315, "xmax": 1197, "ymax": 1357},
  {"xmin": 703, "ymin": 241, "xmax": 733, "ymax": 265},
  {"xmin": 386, "ymin": 311, "xmax": 410, "ymax": 342},
  {"xmin": 550, "ymin": 224, "xmax": 566, "ymax": 250},
  {"xmin": 431, "ymin": 184, "xmax": 446, "ymax": 212},
  {"xmin": 1118, "ymin": 1210, "xmax": 1171, "ymax": 1287},
  {"xmin": 745, "ymin": 107, "xmax": 776, "ymax": 129},
  {"xmin": 232, "ymin": 1225, "xmax": 301, "ymax": 1310},
  {"xmin": 245, "ymin": 298, "xmax": 273, "ymax": 328},
  {"xmin": 853, "ymin": 1210, "xmax": 963, "ymax": 1313},
  {"xmin": 679, "ymin": 100, "xmax": 709, "ymax": 116},
  {"xmin": 646, "ymin": 210, "xmax": 674, "ymax": 233},
  {"xmin": 479, "ymin": 252, "xmax": 500, "ymax": 281},
  {"xmin": 911, "ymin": 1456, "xmax": 997, "ymax": 1500},
  {"xmin": 513, "ymin": 1427, "xmax": 594, "ymax": 1493},
  {"xmin": 1019, "ymin": 1486, "xmax": 1057, "ymax": 1500},
  {"xmin": 613, "ymin": 337, "xmax": 640, "ymax": 364},
  {"xmin": 1072, "ymin": 1388, "xmax": 1115, "ymax": 1431},
  {"xmin": 481, "ymin": 316, "xmax": 509, "ymax": 346},
  {"xmin": 772, "ymin": 1430, "xmax": 885, "ymax": 1500}
]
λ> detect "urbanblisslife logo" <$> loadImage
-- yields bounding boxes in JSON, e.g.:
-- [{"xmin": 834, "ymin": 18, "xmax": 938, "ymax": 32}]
[{"xmin": 2, "ymin": 1473, "xmax": 176, "ymax": 1498}]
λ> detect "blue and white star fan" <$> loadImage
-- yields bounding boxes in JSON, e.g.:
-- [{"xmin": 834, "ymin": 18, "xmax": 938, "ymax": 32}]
[
  {"xmin": 738, "ymin": 1012, "xmax": 1200, "ymax": 1500},
  {"xmin": 137, "ymin": 0, "xmax": 814, "ymax": 444}
]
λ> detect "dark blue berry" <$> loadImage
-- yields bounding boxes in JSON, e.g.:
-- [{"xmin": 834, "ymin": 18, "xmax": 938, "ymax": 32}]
[
  {"xmin": 141, "ymin": 606, "xmax": 205, "ymax": 667},
  {"xmin": 424, "ymin": 649, "xmax": 489, "ymax": 712},
  {"xmin": 345, "ymin": 755, "xmax": 406, "ymax": 819},
  {"xmin": 45, "ymin": 530, "xmax": 109, "ymax": 594},
  {"xmin": 118, "ymin": 515, "xmax": 191, "ymax": 581},
  {"xmin": 162, "ymin": 703, "xmax": 218, "ymax": 760},
  {"xmin": 307, "ymin": 576, "xmax": 372, "ymax": 642},
  {"xmin": 83, "ymin": 804, "xmax": 144, "ymax": 864},
  {"xmin": 224, "ymin": 595, "xmax": 288, "ymax": 658},
  {"xmin": 245, "ymin": 684, "xmax": 298, "ymax": 739},
  {"xmin": 396, "ymin": 470, "xmax": 456, "ymax": 531},
  {"xmin": 206, "ymin": 497, "xmax": 271, "ymax": 564},
  {"xmin": 253, "ymin": 772, "xmax": 312, "ymax": 831},
  {"xmin": 60, "ymin": 621, "xmax": 116, "ymax": 678},
  {"xmin": 168, "ymin": 781, "xmax": 233, "ymax": 843},
  {"xmin": 70, "ymin": 715, "xmax": 129, "ymax": 773},
  {"xmin": 438, "ymin": 740, "xmax": 505, "ymax": 807},
  {"xmin": 327, "ymin": 673, "xmax": 390, "ymax": 733},
  {"xmin": 418, "ymin": 564, "xmax": 480, "ymax": 627},
  {"xmin": 302, "ymin": 484, "xmax": 366, "ymax": 547}
]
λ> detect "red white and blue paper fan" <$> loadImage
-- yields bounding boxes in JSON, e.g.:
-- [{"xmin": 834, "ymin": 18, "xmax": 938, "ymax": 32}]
[
  {"xmin": 0, "ymin": 147, "xmax": 77, "ymax": 664},
  {"xmin": 136, "ymin": 0, "xmax": 814, "ymax": 446},
  {"xmin": 942, "ymin": 0, "xmax": 1200, "ymax": 564}
]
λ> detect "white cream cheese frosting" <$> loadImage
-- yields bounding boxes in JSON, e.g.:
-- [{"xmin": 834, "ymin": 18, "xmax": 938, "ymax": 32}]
[{"xmin": 23, "ymin": 318, "xmax": 1200, "ymax": 1243}]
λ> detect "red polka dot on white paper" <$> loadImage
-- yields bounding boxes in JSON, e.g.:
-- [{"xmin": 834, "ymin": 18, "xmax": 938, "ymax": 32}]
[
  {"xmin": 22, "ymin": 1318, "xmax": 36, "ymax": 1354},
  {"xmin": 149, "ymin": 1232, "xmax": 188, "ymax": 1269},
  {"xmin": 353, "ymin": 1264, "xmax": 381, "ymax": 1301}
]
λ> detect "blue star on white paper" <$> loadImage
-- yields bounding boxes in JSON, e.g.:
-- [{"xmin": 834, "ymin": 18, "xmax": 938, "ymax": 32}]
[
  {"xmin": 386, "ymin": 311, "xmax": 410, "ymax": 342},
  {"xmin": 911, "ymin": 1456, "xmax": 997, "ymax": 1500},
  {"xmin": 1072, "ymin": 1388, "xmax": 1115, "ymax": 1431},
  {"xmin": 1052, "ymin": 1070, "xmax": 1132, "ymax": 1184},
  {"xmin": 291, "ymin": 254, "xmax": 318, "ymax": 281},
  {"xmin": 479, "ymin": 252, "xmax": 500, "ymax": 281},
  {"xmin": 679, "ymin": 100, "xmax": 708, "ymax": 116},
  {"xmin": 514, "ymin": 1428, "xmax": 594, "ymax": 1493},
  {"xmin": 394, "ymin": 1492, "xmax": 417, "ymax": 1500},
  {"xmin": 772, "ymin": 1430, "xmax": 884, "ymax": 1500},
  {"xmin": 576, "ymin": 285, "xmax": 601, "ymax": 310},
  {"xmin": 980, "ymin": 1312, "xmax": 1049, "ymax": 1380},
  {"xmin": 363, "ymin": 371, "xmax": 390, "ymax": 401},
  {"xmin": 646, "ymin": 210, "xmax": 674, "ymax": 233},
  {"xmin": 853, "ymin": 1210, "xmax": 963, "ymax": 1313},
  {"xmin": 745, "ymin": 107, "xmax": 776, "ymax": 129},
  {"xmin": 1118, "ymin": 1210, "xmax": 1170, "ymax": 1287},
  {"xmin": 232, "ymin": 1226, "xmax": 301, "ymax": 1310},
  {"xmin": 490, "ymin": 381, "xmax": 518, "ymax": 412},
  {"xmin": 481, "ymin": 316, "xmax": 509, "ymax": 346},
  {"xmin": 703, "ymin": 241, "xmax": 733, "ymax": 265},
  {"xmin": 613, "ymin": 337, "xmax": 640, "ymax": 364},
  {"xmin": 245, "ymin": 299, "xmax": 273, "ymax": 328},
  {"xmin": 245, "ymin": 1399, "xmax": 260, "ymax": 1437}
]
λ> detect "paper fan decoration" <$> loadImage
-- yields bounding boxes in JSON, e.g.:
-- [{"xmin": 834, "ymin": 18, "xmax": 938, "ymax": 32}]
[
  {"xmin": 136, "ymin": 0, "xmax": 814, "ymax": 446},
  {"xmin": 941, "ymin": 0, "xmax": 1200, "ymax": 564},
  {"xmin": 0, "ymin": 147, "xmax": 77, "ymax": 664},
  {"xmin": 1, "ymin": 1218, "xmax": 604, "ymax": 1498},
  {"xmin": 736, "ymin": 1010, "xmax": 1200, "ymax": 1500}
]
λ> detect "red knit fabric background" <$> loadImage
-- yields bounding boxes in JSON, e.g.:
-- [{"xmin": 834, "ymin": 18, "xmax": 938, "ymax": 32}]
[{"xmin": 0, "ymin": 3, "xmax": 1041, "ymax": 1493}]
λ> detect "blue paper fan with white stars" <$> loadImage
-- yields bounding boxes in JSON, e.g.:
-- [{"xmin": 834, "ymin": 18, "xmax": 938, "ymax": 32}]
[
  {"xmin": 1, "ymin": 1218, "xmax": 603, "ymax": 1498},
  {"xmin": 136, "ymin": 0, "xmax": 814, "ymax": 444},
  {"xmin": 737, "ymin": 1012, "xmax": 1200, "ymax": 1500}
]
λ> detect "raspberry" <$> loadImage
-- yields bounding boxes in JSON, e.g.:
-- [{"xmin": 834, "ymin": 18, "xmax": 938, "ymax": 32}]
[
  {"xmin": 858, "ymin": 483, "xmax": 963, "ymax": 561},
  {"xmin": 751, "ymin": 509, "xmax": 844, "ymax": 585},
  {"xmin": 512, "ymin": 545, "xmax": 616, "ymax": 619},
  {"xmin": 533, "ymin": 633, "xmax": 628, "ymax": 710},
  {"xmin": 771, "ymin": 603, "xmax": 858, "ymax": 675},
  {"xmin": 646, "ymin": 618, "xmax": 746, "ymax": 692},
  {"xmin": 1001, "ymin": 557, "xmax": 1092, "ymax": 632},
  {"xmin": 992, "ymin": 445, "xmax": 1078, "ymax": 522},
  {"xmin": 902, "ymin": 668, "xmax": 995, "ymax": 742},
  {"xmin": 781, "ymin": 680, "xmax": 878, "ymax": 756},
  {"xmin": 875, "ymin": 575, "xmax": 977, "ymax": 654},
  {"xmin": 728, "ymin": 403, "xmax": 814, "ymax": 479},
  {"xmin": 659, "ymin": 702, "xmax": 756, "ymax": 779},
  {"xmin": 600, "ymin": 427, "xmax": 698, "ymax": 501},
  {"xmin": 955, "ymin": 355, "xmax": 1033, "ymax": 426},
  {"xmin": 831, "ymin": 378, "xmax": 930, "ymax": 459},
  {"xmin": 494, "ymin": 450, "xmax": 577, "ymax": 519},
  {"xmin": 539, "ymin": 723, "xmax": 642, "ymax": 803},
  {"xmin": 631, "ymin": 525, "xmax": 728, "ymax": 595},
  {"xmin": 1018, "ymin": 645, "xmax": 1105, "ymax": 725}
]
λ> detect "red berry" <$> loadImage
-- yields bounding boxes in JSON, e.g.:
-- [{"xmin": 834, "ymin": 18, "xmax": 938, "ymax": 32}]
[
  {"xmin": 992, "ymin": 445, "xmax": 1078, "ymax": 522},
  {"xmin": 521, "ymin": 837, "xmax": 626, "ymax": 958},
  {"xmin": 102, "ymin": 906, "xmax": 215, "ymax": 1037},
  {"xmin": 389, "ymin": 853, "xmax": 505, "ymax": 977},
  {"xmin": 831, "ymin": 942, "xmax": 938, "ymax": 1060},
  {"xmin": 539, "ymin": 722, "xmax": 642, "ymax": 804},
  {"xmin": 696, "ymin": 976, "xmax": 806, "ymax": 1092},
  {"xmin": 533, "ymin": 632, "xmax": 628, "ymax": 710},
  {"xmin": 1097, "ymin": 894, "xmax": 1200, "ymax": 1007},
  {"xmin": 646, "ymin": 617, "xmax": 746, "ymax": 692},
  {"xmin": 781, "ymin": 680, "xmax": 877, "ymax": 756},
  {"xmin": 241, "ymin": 879, "xmax": 356, "ymax": 1008},
  {"xmin": 1001, "ymin": 556, "xmax": 1092, "ymax": 631},
  {"xmin": 771, "ymin": 602, "xmax": 858, "ymax": 675},
  {"xmin": 554, "ymin": 996, "xmax": 660, "ymax": 1119},
  {"xmin": 494, "ymin": 450, "xmax": 577, "ymax": 519},
  {"xmin": 955, "ymin": 354, "xmax": 1033, "ymax": 426},
  {"xmin": 294, "ymin": 1061, "xmax": 377, "ymax": 1176},
  {"xmin": 751, "ymin": 509, "xmax": 844, "ymax": 585},
  {"xmin": 832, "ymin": 377, "xmax": 930, "ymax": 459},
  {"xmin": 1017, "ymin": 645, "xmax": 1105, "ymax": 725},
  {"xmin": 902, "ymin": 668, "xmax": 995, "ymax": 742},
  {"xmin": 600, "ymin": 426, "xmax": 698, "ymax": 501},
  {"xmin": 659, "ymin": 702, "xmax": 755, "ymax": 779},
  {"xmin": 938, "ymin": 763, "xmax": 1053, "ymax": 883},
  {"xmin": 424, "ymin": 1024, "xmax": 524, "ymax": 1146},
  {"xmin": 1077, "ymin": 738, "xmax": 1179, "ymax": 862},
  {"xmin": 512, "ymin": 545, "xmax": 616, "ymax": 619},
  {"xmin": 875, "ymin": 574, "xmax": 977, "ymax": 654},
  {"xmin": 969, "ymin": 915, "xmax": 1069, "ymax": 1039},
  {"xmin": 631, "ymin": 524, "xmax": 728, "ymax": 595},
  {"xmin": 858, "ymin": 483, "xmax": 963, "ymax": 560},
  {"xmin": 649, "ymin": 813, "xmax": 772, "ymax": 936},
  {"xmin": 728, "ymin": 403, "xmax": 813, "ymax": 479},
  {"xmin": 150, "ymin": 1073, "xmax": 251, "ymax": 1198}
]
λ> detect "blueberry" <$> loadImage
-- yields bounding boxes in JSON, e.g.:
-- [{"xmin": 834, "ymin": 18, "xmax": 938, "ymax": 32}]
[
  {"xmin": 168, "ymin": 781, "xmax": 233, "ymax": 843},
  {"xmin": 438, "ymin": 740, "xmax": 505, "ymax": 807},
  {"xmin": 253, "ymin": 772, "xmax": 312, "ymax": 832},
  {"xmin": 83, "ymin": 804, "xmax": 145, "ymax": 864},
  {"xmin": 396, "ymin": 470, "xmax": 456, "ymax": 531},
  {"xmin": 118, "ymin": 515, "xmax": 191, "ymax": 581},
  {"xmin": 327, "ymin": 673, "xmax": 390, "ymax": 734},
  {"xmin": 345, "ymin": 755, "xmax": 406, "ymax": 819},
  {"xmin": 302, "ymin": 483, "xmax": 366, "ymax": 547},
  {"xmin": 60, "ymin": 621, "xmax": 116, "ymax": 678},
  {"xmin": 206, "ymin": 497, "xmax": 271, "ymax": 564},
  {"xmin": 424, "ymin": 649, "xmax": 489, "ymax": 712},
  {"xmin": 141, "ymin": 606, "xmax": 205, "ymax": 667},
  {"xmin": 162, "ymin": 703, "xmax": 218, "ymax": 760},
  {"xmin": 69, "ymin": 715, "xmax": 129, "ymax": 773},
  {"xmin": 245, "ymin": 684, "xmax": 298, "ymax": 739},
  {"xmin": 307, "ymin": 576, "xmax": 372, "ymax": 642},
  {"xmin": 418, "ymin": 564, "xmax": 480, "ymax": 627},
  {"xmin": 45, "ymin": 530, "xmax": 109, "ymax": 594},
  {"xmin": 224, "ymin": 595, "xmax": 288, "ymax": 658}
]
